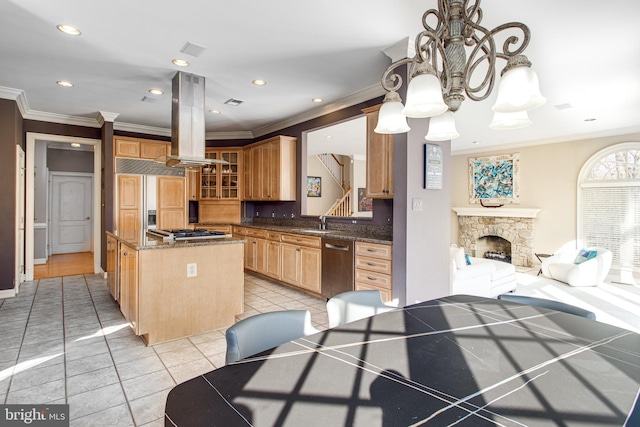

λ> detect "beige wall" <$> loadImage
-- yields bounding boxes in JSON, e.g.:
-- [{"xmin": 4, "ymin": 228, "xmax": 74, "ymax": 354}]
[{"xmin": 450, "ymin": 132, "xmax": 640, "ymax": 257}]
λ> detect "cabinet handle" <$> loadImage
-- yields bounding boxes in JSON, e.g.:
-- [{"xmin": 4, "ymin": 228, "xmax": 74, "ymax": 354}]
[
  {"xmin": 296, "ymin": 248, "xmax": 301, "ymax": 252},
  {"xmin": 367, "ymin": 249, "xmax": 377, "ymax": 253},
  {"xmin": 367, "ymin": 262, "xmax": 377, "ymax": 266},
  {"xmin": 367, "ymin": 276, "xmax": 377, "ymax": 281}
]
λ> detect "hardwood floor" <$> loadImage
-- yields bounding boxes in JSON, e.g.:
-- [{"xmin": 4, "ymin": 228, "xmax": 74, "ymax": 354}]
[{"xmin": 33, "ymin": 252, "xmax": 94, "ymax": 279}]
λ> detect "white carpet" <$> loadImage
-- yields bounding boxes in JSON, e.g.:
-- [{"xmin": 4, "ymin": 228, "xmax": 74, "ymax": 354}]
[{"xmin": 511, "ymin": 272, "xmax": 640, "ymax": 334}]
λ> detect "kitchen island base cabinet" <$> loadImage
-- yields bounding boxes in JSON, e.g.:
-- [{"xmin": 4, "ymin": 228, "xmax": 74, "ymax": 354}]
[{"xmin": 118, "ymin": 242, "xmax": 244, "ymax": 345}]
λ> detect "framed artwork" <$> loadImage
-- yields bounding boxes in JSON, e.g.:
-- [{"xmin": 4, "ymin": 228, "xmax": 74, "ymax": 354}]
[
  {"xmin": 468, "ymin": 153, "xmax": 520, "ymax": 204},
  {"xmin": 306, "ymin": 176, "xmax": 321, "ymax": 197},
  {"xmin": 357, "ymin": 188, "xmax": 373, "ymax": 212}
]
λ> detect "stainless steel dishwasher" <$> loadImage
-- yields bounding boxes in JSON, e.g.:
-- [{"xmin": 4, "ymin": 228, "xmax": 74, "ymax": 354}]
[{"xmin": 321, "ymin": 238, "xmax": 354, "ymax": 299}]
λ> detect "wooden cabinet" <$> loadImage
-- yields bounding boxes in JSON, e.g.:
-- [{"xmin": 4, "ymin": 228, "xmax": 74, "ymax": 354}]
[
  {"xmin": 200, "ymin": 149, "xmax": 241, "ymax": 200},
  {"xmin": 186, "ymin": 169, "xmax": 199, "ymax": 201},
  {"xmin": 117, "ymin": 174, "xmax": 141, "ymax": 232},
  {"xmin": 243, "ymin": 136, "xmax": 296, "ymax": 201},
  {"xmin": 265, "ymin": 231, "xmax": 281, "ymax": 280},
  {"xmin": 362, "ymin": 105, "xmax": 394, "ymax": 198},
  {"xmin": 119, "ymin": 243, "xmax": 139, "ymax": 333},
  {"xmin": 157, "ymin": 176, "xmax": 186, "ymax": 230},
  {"xmin": 355, "ymin": 241, "xmax": 393, "ymax": 302},
  {"xmin": 107, "ymin": 234, "xmax": 119, "ymax": 301},
  {"xmin": 115, "ymin": 136, "xmax": 169, "ymax": 160},
  {"xmin": 280, "ymin": 233, "xmax": 321, "ymax": 294}
]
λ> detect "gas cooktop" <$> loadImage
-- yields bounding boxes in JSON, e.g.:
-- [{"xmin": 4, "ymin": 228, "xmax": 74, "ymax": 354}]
[{"xmin": 147, "ymin": 228, "xmax": 227, "ymax": 242}]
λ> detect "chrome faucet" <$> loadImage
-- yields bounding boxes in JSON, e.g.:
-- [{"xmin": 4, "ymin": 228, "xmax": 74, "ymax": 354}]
[{"xmin": 319, "ymin": 215, "xmax": 327, "ymax": 230}]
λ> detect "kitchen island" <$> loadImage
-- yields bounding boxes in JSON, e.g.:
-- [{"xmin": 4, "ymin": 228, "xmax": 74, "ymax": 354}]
[{"xmin": 106, "ymin": 230, "xmax": 245, "ymax": 345}]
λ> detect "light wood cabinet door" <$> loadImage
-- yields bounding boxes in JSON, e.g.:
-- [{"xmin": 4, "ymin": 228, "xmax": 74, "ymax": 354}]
[
  {"xmin": 363, "ymin": 105, "xmax": 394, "ymax": 198},
  {"xmin": 186, "ymin": 169, "xmax": 199, "ymax": 200},
  {"xmin": 265, "ymin": 240, "xmax": 281, "ymax": 279},
  {"xmin": 243, "ymin": 148, "xmax": 253, "ymax": 200},
  {"xmin": 281, "ymin": 243, "xmax": 300, "ymax": 286},
  {"xmin": 200, "ymin": 149, "xmax": 242, "ymax": 200},
  {"xmin": 115, "ymin": 138, "xmax": 140, "ymax": 158},
  {"xmin": 117, "ymin": 174, "xmax": 141, "ymax": 232},
  {"xmin": 299, "ymin": 247, "xmax": 321, "ymax": 293},
  {"xmin": 157, "ymin": 176, "xmax": 185, "ymax": 230},
  {"xmin": 251, "ymin": 145, "xmax": 263, "ymax": 200},
  {"xmin": 140, "ymin": 142, "xmax": 168, "ymax": 160},
  {"xmin": 107, "ymin": 235, "xmax": 118, "ymax": 301},
  {"xmin": 242, "ymin": 136, "xmax": 296, "ymax": 201},
  {"xmin": 119, "ymin": 243, "xmax": 139, "ymax": 333}
]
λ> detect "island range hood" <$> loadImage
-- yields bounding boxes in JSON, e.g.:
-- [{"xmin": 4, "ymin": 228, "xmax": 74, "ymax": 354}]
[{"xmin": 166, "ymin": 71, "xmax": 227, "ymax": 168}]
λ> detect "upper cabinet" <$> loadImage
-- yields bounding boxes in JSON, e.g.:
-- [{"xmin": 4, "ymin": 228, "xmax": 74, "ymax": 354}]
[
  {"xmin": 115, "ymin": 136, "xmax": 170, "ymax": 160},
  {"xmin": 243, "ymin": 135, "xmax": 297, "ymax": 201},
  {"xmin": 200, "ymin": 149, "xmax": 242, "ymax": 200},
  {"xmin": 362, "ymin": 105, "xmax": 394, "ymax": 199}
]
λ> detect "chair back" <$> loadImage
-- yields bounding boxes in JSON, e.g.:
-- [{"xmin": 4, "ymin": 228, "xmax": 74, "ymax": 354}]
[
  {"xmin": 498, "ymin": 294, "xmax": 596, "ymax": 320},
  {"xmin": 225, "ymin": 310, "xmax": 319, "ymax": 364},
  {"xmin": 326, "ymin": 290, "xmax": 395, "ymax": 328}
]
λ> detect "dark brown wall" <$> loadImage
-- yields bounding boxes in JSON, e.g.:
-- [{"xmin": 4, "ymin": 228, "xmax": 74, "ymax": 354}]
[{"xmin": 0, "ymin": 99, "xmax": 23, "ymax": 290}]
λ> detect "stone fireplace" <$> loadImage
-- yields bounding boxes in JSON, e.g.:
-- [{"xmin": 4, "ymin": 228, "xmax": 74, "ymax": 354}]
[{"xmin": 452, "ymin": 208, "xmax": 541, "ymax": 267}]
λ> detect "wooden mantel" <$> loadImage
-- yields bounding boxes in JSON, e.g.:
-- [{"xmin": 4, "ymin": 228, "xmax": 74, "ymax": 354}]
[{"xmin": 451, "ymin": 207, "xmax": 541, "ymax": 218}]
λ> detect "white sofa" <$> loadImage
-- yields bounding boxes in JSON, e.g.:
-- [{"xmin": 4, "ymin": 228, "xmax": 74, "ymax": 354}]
[
  {"xmin": 450, "ymin": 246, "xmax": 517, "ymax": 298},
  {"xmin": 541, "ymin": 247, "xmax": 612, "ymax": 287}
]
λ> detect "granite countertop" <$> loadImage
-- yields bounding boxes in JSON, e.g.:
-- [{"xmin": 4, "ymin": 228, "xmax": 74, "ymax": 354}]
[
  {"xmin": 107, "ymin": 230, "xmax": 245, "ymax": 251},
  {"xmin": 197, "ymin": 221, "xmax": 393, "ymax": 245}
]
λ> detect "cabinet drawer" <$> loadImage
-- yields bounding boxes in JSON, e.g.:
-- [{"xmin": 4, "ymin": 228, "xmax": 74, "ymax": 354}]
[
  {"xmin": 232, "ymin": 226, "xmax": 247, "ymax": 236},
  {"xmin": 355, "ymin": 256, "xmax": 392, "ymax": 275},
  {"xmin": 281, "ymin": 233, "xmax": 321, "ymax": 248},
  {"xmin": 355, "ymin": 281, "xmax": 393, "ymax": 303},
  {"xmin": 355, "ymin": 269, "xmax": 392, "ymax": 289},
  {"xmin": 245, "ymin": 228, "xmax": 267, "ymax": 238},
  {"xmin": 266, "ymin": 231, "xmax": 281, "ymax": 241},
  {"xmin": 355, "ymin": 242, "xmax": 391, "ymax": 260},
  {"xmin": 201, "ymin": 225, "xmax": 232, "ymax": 234}
]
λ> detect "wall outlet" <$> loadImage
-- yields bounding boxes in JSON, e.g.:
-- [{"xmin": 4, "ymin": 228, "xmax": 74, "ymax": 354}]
[
  {"xmin": 412, "ymin": 198, "xmax": 423, "ymax": 211},
  {"xmin": 187, "ymin": 263, "xmax": 197, "ymax": 278}
]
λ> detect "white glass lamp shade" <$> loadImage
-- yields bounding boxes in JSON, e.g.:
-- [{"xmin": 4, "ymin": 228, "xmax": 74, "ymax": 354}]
[
  {"xmin": 425, "ymin": 111, "xmax": 459, "ymax": 141},
  {"xmin": 493, "ymin": 65, "xmax": 546, "ymax": 113},
  {"xmin": 489, "ymin": 110, "xmax": 532, "ymax": 130},
  {"xmin": 374, "ymin": 92, "xmax": 410, "ymax": 134},
  {"xmin": 402, "ymin": 73, "xmax": 448, "ymax": 118}
]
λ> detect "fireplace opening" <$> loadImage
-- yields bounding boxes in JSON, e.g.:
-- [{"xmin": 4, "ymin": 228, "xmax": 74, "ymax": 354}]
[{"xmin": 476, "ymin": 235, "xmax": 512, "ymax": 264}]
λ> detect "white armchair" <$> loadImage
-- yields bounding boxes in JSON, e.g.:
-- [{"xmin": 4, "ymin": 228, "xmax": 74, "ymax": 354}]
[{"xmin": 541, "ymin": 246, "xmax": 612, "ymax": 287}]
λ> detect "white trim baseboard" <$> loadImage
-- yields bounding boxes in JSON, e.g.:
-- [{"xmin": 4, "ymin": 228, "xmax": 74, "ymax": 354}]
[
  {"xmin": 0, "ymin": 288, "xmax": 17, "ymax": 299},
  {"xmin": 34, "ymin": 258, "xmax": 46, "ymax": 265}
]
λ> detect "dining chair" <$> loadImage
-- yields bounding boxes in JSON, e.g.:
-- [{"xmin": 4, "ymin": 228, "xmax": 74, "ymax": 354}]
[
  {"xmin": 225, "ymin": 310, "xmax": 320, "ymax": 364},
  {"xmin": 326, "ymin": 290, "xmax": 396, "ymax": 328},
  {"xmin": 498, "ymin": 294, "xmax": 596, "ymax": 320}
]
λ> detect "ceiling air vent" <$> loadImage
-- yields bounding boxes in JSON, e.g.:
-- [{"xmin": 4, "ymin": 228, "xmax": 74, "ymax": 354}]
[
  {"xmin": 224, "ymin": 98, "xmax": 244, "ymax": 107},
  {"xmin": 180, "ymin": 41, "xmax": 207, "ymax": 57}
]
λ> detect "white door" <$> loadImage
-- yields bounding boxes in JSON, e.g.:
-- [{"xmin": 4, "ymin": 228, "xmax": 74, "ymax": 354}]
[
  {"xmin": 15, "ymin": 146, "xmax": 25, "ymax": 293},
  {"xmin": 51, "ymin": 174, "xmax": 93, "ymax": 254}
]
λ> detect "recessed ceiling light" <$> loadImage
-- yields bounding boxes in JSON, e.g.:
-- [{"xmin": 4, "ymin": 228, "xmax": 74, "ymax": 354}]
[
  {"xmin": 326, "ymin": 135, "xmax": 333, "ymax": 139},
  {"xmin": 209, "ymin": 110, "xmax": 220, "ymax": 114},
  {"xmin": 252, "ymin": 79, "xmax": 267, "ymax": 86},
  {"xmin": 70, "ymin": 143, "xmax": 81, "ymax": 148},
  {"xmin": 172, "ymin": 59, "xmax": 190, "ymax": 67},
  {"xmin": 312, "ymin": 98, "xmax": 324, "ymax": 103},
  {"xmin": 57, "ymin": 24, "xmax": 81, "ymax": 36},
  {"xmin": 57, "ymin": 80, "xmax": 74, "ymax": 87},
  {"xmin": 472, "ymin": 141, "xmax": 481, "ymax": 144},
  {"xmin": 148, "ymin": 88, "xmax": 163, "ymax": 95}
]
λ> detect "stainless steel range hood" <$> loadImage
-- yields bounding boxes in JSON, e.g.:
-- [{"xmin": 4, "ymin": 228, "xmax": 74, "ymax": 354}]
[{"xmin": 167, "ymin": 71, "xmax": 227, "ymax": 168}]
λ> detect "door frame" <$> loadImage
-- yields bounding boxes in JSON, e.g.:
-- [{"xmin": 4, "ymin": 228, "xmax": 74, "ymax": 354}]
[
  {"xmin": 49, "ymin": 171, "xmax": 94, "ymax": 255},
  {"xmin": 26, "ymin": 133, "xmax": 102, "ymax": 281}
]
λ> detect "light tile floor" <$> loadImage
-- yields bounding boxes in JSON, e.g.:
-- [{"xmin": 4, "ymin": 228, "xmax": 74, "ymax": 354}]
[{"xmin": 0, "ymin": 272, "xmax": 328, "ymax": 426}]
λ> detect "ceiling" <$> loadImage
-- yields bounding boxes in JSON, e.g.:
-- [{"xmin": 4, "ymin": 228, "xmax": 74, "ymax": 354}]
[{"xmin": 2, "ymin": 0, "xmax": 640, "ymax": 153}]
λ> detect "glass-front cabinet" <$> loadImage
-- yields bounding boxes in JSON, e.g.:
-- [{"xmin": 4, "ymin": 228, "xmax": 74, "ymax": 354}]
[{"xmin": 200, "ymin": 149, "xmax": 241, "ymax": 200}]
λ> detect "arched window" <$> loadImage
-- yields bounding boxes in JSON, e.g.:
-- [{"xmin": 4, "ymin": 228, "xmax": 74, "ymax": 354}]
[{"xmin": 578, "ymin": 143, "xmax": 640, "ymax": 275}]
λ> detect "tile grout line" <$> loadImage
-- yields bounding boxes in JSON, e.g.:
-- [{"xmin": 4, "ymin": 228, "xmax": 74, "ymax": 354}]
[{"xmin": 82, "ymin": 273, "xmax": 139, "ymax": 426}]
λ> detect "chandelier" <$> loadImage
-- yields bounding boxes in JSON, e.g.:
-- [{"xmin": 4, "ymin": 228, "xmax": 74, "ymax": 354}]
[{"xmin": 375, "ymin": 0, "xmax": 546, "ymax": 141}]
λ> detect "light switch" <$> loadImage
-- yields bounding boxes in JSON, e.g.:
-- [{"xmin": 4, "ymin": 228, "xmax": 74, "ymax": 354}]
[
  {"xmin": 187, "ymin": 263, "xmax": 197, "ymax": 278},
  {"xmin": 412, "ymin": 198, "xmax": 423, "ymax": 211}
]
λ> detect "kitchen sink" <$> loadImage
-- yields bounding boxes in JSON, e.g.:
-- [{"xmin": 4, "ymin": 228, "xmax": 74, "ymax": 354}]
[{"xmin": 297, "ymin": 229, "xmax": 332, "ymax": 234}]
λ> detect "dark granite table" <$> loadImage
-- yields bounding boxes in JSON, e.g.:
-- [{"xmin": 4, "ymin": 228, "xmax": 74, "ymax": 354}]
[{"xmin": 165, "ymin": 295, "xmax": 640, "ymax": 426}]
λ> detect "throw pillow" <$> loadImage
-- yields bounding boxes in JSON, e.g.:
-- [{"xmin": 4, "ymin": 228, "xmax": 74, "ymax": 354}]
[
  {"xmin": 574, "ymin": 249, "xmax": 597, "ymax": 265},
  {"xmin": 450, "ymin": 245, "xmax": 466, "ymax": 270},
  {"xmin": 465, "ymin": 253, "xmax": 472, "ymax": 265}
]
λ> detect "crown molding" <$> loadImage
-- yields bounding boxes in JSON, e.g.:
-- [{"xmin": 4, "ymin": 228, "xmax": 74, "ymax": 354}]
[
  {"xmin": 23, "ymin": 110, "xmax": 101, "ymax": 128},
  {"xmin": 0, "ymin": 86, "xmax": 29, "ymax": 117},
  {"xmin": 113, "ymin": 122, "xmax": 171, "ymax": 137},
  {"xmin": 97, "ymin": 111, "xmax": 119, "ymax": 126},
  {"xmin": 252, "ymin": 83, "xmax": 386, "ymax": 138},
  {"xmin": 382, "ymin": 37, "xmax": 415, "ymax": 62}
]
